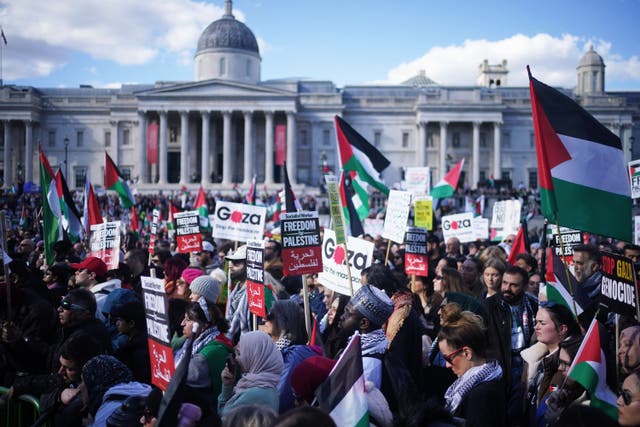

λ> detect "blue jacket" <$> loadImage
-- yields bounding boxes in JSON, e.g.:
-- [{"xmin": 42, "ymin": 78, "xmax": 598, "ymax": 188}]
[{"xmin": 278, "ymin": 345, "xmax": 320, "ymax": 413}]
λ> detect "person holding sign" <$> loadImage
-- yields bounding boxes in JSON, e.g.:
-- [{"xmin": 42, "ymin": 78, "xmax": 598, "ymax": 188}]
[{"xmin": 225, "ymin": 245, "xmax": 251, "ymax": 344}]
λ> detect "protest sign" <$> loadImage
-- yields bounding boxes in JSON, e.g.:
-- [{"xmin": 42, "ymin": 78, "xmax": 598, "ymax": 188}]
[
  {"xmin": 174, "ymin": 210, "xmax": 202, "ymax": 253},
  {"xmin": 635, "ymin": 216, "xmax": 640, "ymax": 246},
  {"xmin": 441, "ymin": 212, "xmax": 475, "ymax": 243},
  {"xmin": 141, "ymin": 276, "xmax": 174, "ymax": 391},
  {"xmin": 246, "ymin": 241, "xmax": 270, "ymax": 317},
  {"xmin": 404, "ymin": 167, "xmax": 430, "ymax": 198},
  {"xmin": 281, "ymin": 211, "xmax": 322, "ymax": 276},
  {"xmin": 212, "ymin": 201, "xmax": 266, "ymax": 242},
  {"xmin": 317, "ymin": 229, "xmax": 374, "ymax": 296},
  {"xmin": 382, "ymin": 190, "xmax": 412, "ymax": 243},
  {"xmin": 404, "ymin": 227, "xmax": 428, "ymax": 276},
  {"xmin": 629, "ymin": 160, "xmax": 640, "ymax": 199},
  {"xmin": 89, "ymin": 221, "xmax": 121, "ymax": 270},
  {"xmin": 472, "ymin": 217, "xmax": 489, "ymax": 241},
  {"xmin": 491, "ymin": 200, "xmax": 522, "ymax": 234},
  {"xmin": 148, "ymin": 209, "xmax": 160, "ymax": 255},
  {"xmin": 414, "ymin": 197, "xmax": 433, "ymax": 230},
  {"xmin": 325, "ymin": 175, "xmax": 346, "ymax": 244},
  {"xmin": 599, "ymin": 252, "xmax": 638, "ymax": 317},
  {"xmin": 363, "ymin": 218, "xmax": 384, "ymax": 238}
]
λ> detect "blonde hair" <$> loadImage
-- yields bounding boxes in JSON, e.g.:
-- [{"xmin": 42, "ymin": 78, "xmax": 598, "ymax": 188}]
[{"xmin": 437, "ymin": 303, "xmax": 487, "ymax": 358}]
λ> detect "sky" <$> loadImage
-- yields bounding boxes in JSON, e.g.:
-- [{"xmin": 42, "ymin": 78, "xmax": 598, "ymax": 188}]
[{"xmin": 1, "ymin": 0, "xmax": 640, "ymax": 90}]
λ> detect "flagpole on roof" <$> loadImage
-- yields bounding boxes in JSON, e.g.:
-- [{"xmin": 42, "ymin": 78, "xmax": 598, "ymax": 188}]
[{"xmin": 0, "ymin": 25, "xmax": 6, "ymax": 86}]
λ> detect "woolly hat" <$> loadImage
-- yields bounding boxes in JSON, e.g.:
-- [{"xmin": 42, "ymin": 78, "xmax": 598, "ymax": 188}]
[
  {"xmin": 181, "ymin": 267, "xmax": 204, "ymax": 285},
  {"xmin": 189, "ymin": 275, "xmax": 221, "ymax": 304},
  {"xmin": 82, "ymin": 355, "xmax": 133, "ymax": 415},
  {"xmin": 350, "ymin": 285, "xmax": 394, "ymax": 327},
  {"xmin": 290, "ymin": 356, "xmax": 336, "ymax": 404}
]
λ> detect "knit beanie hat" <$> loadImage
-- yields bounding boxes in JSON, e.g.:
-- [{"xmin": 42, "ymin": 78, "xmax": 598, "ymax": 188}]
[
  {"xmin": 290, "ymin": 356, "xmax": 336, "ymax": 404},
  {"xmin": 181, "ymin": 268, "xmax": 204, "ymax": 285},
  {"xmin": 350, "ymin": 285, "xmax": 394, "ymax": 327},
  {"xmin": 189, "ymin": 275, "xmax": 222, "ymax": 304},
  {"xmin": 82, "ymin": 355, "xmax": 133, "ymax": 415}
]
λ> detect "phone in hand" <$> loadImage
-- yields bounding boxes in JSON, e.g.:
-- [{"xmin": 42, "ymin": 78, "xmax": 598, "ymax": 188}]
[{"xmin": 226, "ymin": 353, "xmax": 236, "ymax": 373}]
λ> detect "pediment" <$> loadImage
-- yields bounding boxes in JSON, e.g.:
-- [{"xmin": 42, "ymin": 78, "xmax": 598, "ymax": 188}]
[{"xmin": 136, "ymin": 79, "xmax": 295, "ymax": 99}]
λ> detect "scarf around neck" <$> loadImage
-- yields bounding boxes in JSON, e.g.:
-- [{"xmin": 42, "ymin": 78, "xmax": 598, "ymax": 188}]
[
  {"xmin": 444, "ymin": 359, "xmax": 503, "ymax": 414},
  {"xmin": 174, "ymin": 326, "xmax": 220, "ymax": 367}
]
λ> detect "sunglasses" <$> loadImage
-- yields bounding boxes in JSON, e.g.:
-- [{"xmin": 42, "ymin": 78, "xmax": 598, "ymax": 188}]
[
  {"xmin": 60, "ymin": 300, "xmax": 87, "ymax": 311},
  {"xmin": 442, "ymin": 347, "xmax": 466, "ymax": 364},
  {"xmin": 620, "ymin": 389, "xmax": 637, "ymax": 406},
  {"xmin": 230, "ymin": 260, "xmax": 244, "ymax": 266}
]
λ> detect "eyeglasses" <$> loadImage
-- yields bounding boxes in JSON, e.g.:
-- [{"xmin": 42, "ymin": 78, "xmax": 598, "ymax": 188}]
[
  {"xmin": 442, "ymin": 347, "xmax": 466, "ymax": 364},
  {"xmin": 60, "ymin": 300, "xmax": 87, "ymax": 311},
  {"xmin": 231, "ymin": 260, "xmax": 244, "ymax": 266},
  {"xmin": 619, "ymin": 389, "xmax": 640, "ymax": 406},
  {"xmin": 434, "ymin": 275, "xmax": 443, "ymax": 280}
]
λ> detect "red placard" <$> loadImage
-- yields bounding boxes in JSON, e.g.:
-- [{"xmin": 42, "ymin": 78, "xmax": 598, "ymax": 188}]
[
  {"xmin": 147, "ymin": 122, "xmax": 159, "ymax": 165},
  {"xmin": 275, "ymin": 124, "xmax": 286, "ymax": 166},
  {"xmin": 404, "ymin": 253, "xmax": 428, "ymax": 276},
  {"xmin": 247, "ymin": 281, "xmax": 266, "ymax": 317},
  {"xmin": 404, "ymin": 227, "xmax": 429, "ymax": 276},
  {"xmin": 174, "ymin": 211, "xmax": 202, "ymax": 253},
  {"xmin": 147, "ymin": 340, "xmax": 175, "ymax": 391}
]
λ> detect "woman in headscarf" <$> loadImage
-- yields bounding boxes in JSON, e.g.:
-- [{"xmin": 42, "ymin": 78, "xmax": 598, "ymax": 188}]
[
  {"xmin": 218, "ymin": 331, "xmax": 284, "ymax": 417},
  {"xmin": 437, "ymin": 304, "xmax": 506, "ymax": 427}
]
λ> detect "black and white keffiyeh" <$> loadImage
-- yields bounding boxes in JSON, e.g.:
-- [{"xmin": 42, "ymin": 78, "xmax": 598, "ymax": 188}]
[{"xmin": 444, "ymin": 360, "xmax": 503, "ymax": 413}]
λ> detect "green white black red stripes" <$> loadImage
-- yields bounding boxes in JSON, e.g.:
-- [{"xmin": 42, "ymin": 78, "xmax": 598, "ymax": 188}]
[
  {"xmin": 39, "ymin": 146, "xmax": 63, "ymax": 265},
  {"xmin": 105, "ymin": 152, "xmax": 135, "ymax": 209},
  {"xmin": 431, "ymin": 158, "xmax": 465, "ymax": 199}
]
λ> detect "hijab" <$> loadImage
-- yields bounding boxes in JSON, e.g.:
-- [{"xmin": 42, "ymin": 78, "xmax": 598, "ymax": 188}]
[{"xmin": 234, "ymin": 331, "xmax": 284, "ymax": 394}]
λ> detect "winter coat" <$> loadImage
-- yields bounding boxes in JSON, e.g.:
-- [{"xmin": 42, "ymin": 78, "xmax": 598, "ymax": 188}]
[
  {"xmin": 90, "ymin": 381, "xmax": 151, "ymax": 427},
  {"xmin": 278, "ymin": 345, "xmax": 320, "ymax": 413}
]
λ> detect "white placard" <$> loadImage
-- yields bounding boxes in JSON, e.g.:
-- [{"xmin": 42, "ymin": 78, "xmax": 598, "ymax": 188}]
[
  {"xmin": 382, "ymin": 190, "xmax": 412, "ymax": 243},
  {"xmin": 635, "ymin": 216, "xmax": 640, "ymax": 245},
  {"xmin": 363, "ymin": 218, "xmax": 384, "ymax": 238},
  {"xmin": 472, "ymin": 217, "xmax": 489, "ymax": 241},
  {"xmin": 491, "ymin": 200, "xmax": 521, "ymax": 234},
  {"xmin": 404, "ymin": 167, "xmax": 430, "ymax": 198},
  {"xmin": 211, "ymin": 201, "xmax": 266, "ymax": 242},
  {"xmin": 317, "ymin": 229, "xmax": 374, "ymax": 296},
  {"xmin": 629, "ymin": 160, "xmax": 640, "ymax": 199},
  {"xmin": 441, "ymin": 212, "xmax": 475, "ymax": 243}
]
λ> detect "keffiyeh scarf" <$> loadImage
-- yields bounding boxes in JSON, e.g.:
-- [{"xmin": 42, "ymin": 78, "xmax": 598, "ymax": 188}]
[{"xmin": 444, "ymin": 360, "xmax": 503, "ymax": 413}]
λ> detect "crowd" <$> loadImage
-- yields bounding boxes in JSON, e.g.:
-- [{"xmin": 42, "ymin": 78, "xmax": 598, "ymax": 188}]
[{"xmin": 2, "ymin": 186, "xmax": 640, "ymax": 427}]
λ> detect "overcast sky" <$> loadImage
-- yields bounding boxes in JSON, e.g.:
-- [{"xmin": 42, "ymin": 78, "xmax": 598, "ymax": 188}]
[{"xmin": 1, "ymin": 0, "xmax": 639, "ymax": 90}]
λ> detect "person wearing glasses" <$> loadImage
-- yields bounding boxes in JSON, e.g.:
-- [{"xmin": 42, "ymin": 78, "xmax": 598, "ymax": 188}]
[
  {"xmin": 437, "ymin": 303, "xmax": 506, "ymax": 427},
  {"xmin": 225, "ymin": 245, "xmax": 250, "ymax": 344},
  {"xmin": 618, "ymin": 370, "xmax": 640, "ymax": 426}
]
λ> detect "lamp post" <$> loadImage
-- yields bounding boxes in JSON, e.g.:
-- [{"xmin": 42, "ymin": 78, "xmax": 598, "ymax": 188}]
[{"xmin": 64, "ymin": 136, "xmax": 69, "ymax": 179}]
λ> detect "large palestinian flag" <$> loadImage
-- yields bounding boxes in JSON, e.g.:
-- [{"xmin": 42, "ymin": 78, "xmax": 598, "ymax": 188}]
[
  {"xmin": 529, "ymin": 69, "xmax": 631, "ymax": 242},
  {"xmin": 335, "ymin": 116, "xmax": 390, "ymax": 195},
  {"xmin": 567, "ymin": 318, "xmax": 617, "ymax": 420},
  {"xmin": 194, "ymin": 186, "xmax": 211, "ymax": 231},
  {"xmin": 105, "ymin": 152, "xmax": 135, "ymax": 209},
  {"xmin": 39, "ymin": 146, "xmax": 63, "ymax": 265},
  {"xmin": 431, "ymin": 158, "xmax": 465, "ymax": 199},
  {"xmin": 545, "ymin": 250, "xmax": 590, "ymax": 317}
]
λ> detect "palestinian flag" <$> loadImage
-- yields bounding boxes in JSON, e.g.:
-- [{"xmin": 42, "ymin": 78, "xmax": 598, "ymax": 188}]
[
  {"xmin": 350, "ymin": 174, "xmax": 370, "ymax": 221},
  {"xmin": 506, "ymin": 226, "xmax": 527, "ymax": 265},
  {"xmin": 167, "ymin": 202, "xmax": 180, "ymax": 240},
  {"xmin": 39, "ymin": 146, "xmax": 63, "ymax": 265},
  {"xmin": 283, "ymin": 162, "xmax": 301, "ymax": 213},
  {"xmin": 475, "ymin": 194, "xmax": 485, "ymax": 217},
  {"xmin": 194, "ymin": 186, "xmax": 211, "ymax": 231},
  {"xmin": 529, "ymin": 69, "xmax": 631, "ymax": 242},
  {"xmin": 315, "ymin": 332, "xmax": 369, "ymax": 427},
  {"xmin": 431, "ymin": 158, "xmax": 464, "ymax": 199},
  {"xmin": 335, "ymin": 116, "xmax": 390, "ymax": 196},
  {"xmin": 246, "ymin": 175, "xmax": 257, "ymax": 205},
  {"xmin": 567, "ymin": 318, "xmax": 617, "ymax": 420},
  {"xmin": 83, "ymin": 178, "xmax": 103, "ymax": 235},
  {"xmin": 19, "ymin": 206, "xmax": 30, "ymax": 230},
  {"xmin": 55, "ymin": 170, "xmax": 83, "ymax": 242},
  {"xmin": 105, "ymin": 152, "xmax": 135, "ymax": 209},
  {"xmin": 340, "ymin": 171, "xmax": 365, "ymax": 238},
  {"xmin": 545, "ymin": 250, "xmax": 590, "ymax": 317},
  {"xmin": 130, "ymin": 206, "xmax": 140, "ymax": 237}
]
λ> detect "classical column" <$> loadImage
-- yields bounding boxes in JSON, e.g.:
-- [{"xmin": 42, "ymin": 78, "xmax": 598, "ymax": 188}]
[
  {"xmin": 138, "ymin": 112, "xmax": 147, "ymax": 184},
  {"xmin": 222, "ymin": 111, "xmax": 232, "ymax": 185},
  {"xmin": 493, "ymin": 122, "xmax": 501, "ymax": 179},
  {"xmin": 3, "ymin": 121, "xmax": 10, "ymax": 187},
  {"xmin": 286, "ymin": 111, "xmax": 297, "ymax": 184},
  {"xmin": 439, "ymin": 121, "xmax": 448, "ymax": 181},
  {"xmin": 243, "ymin": 111, "xmax": 253, "ymax": 185},
  {"xmin": 472, "ymin": 121, "xmax": 480, "ymax": 189},
  {"xmin": 158, "ymin": 111, "xmax": 168, "ymax": 185},
  {"xmin": 179, "ymin": 111, "xmax": 189, "ymax": 185},
  {"xmin": 619, "ymin": 124, "xmax": 631, "ymax": 164},
  {"xmin": 110, "ymin": 120, "xmax": 119, "ymax": 164},
  {"xmin": 417, "ymin": 121, "xmax": 427, "ymax": 166},
  {"xmin": 201, "ymin": 111, "xmax": 211, "ymax": 185},
  {"xmin": 24, "ymin": 120, "xmax": 33, "ymax": 183},
  {"xmin": 264, "ymin": 111, "xmax": 274, "ymax": 185}
]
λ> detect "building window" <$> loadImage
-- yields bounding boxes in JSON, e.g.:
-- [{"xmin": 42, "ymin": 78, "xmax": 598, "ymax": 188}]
[
  {"xmin": 74, "ymin": 166, "xmax": 87, "ymax": 189},
  {"xmin": 121, "ymin": 167, "xmax": 132, "ymax": 181},
  {"xmin": 529, "ymin": 132, "xmax": 535, "ymax": 147},
  {"xmin": 123, "ymin": 129, "xmax": 130, "ymax": 146},
  {"xmin": 502, "ymin": 131, "xmax": 511, "ymax": 148},
  {"xmin": 170, "ymin": 127, "xmax": 178, "ymax": 143},
  {"xmin": 479, "ymin": 170, "xmax": 486, "ymax": 182},
  {"xmin": 219, "ymin": 57, "xmax": 226, "ymax": 76},
  {"xmin": 480, "ymin": 132, "xmax": 487, "ymax": 148},
  {"xmin": 374, "ymin": 131, "xmax": 382, "ymax": 147},
  {"xmin": 402, "ymin": 131, "xmax": 409, "ymax": 148},
  {"xmin": 246, "ymin": 59, "xmax": 251, "ymax": 77},
  {"xmin": 48, "ymin": 130, "xmax": 56, "ymax": 147},
  {"xmin": 76, "ymin": 131, "xmax": 84, "ymax": 147},
  {"xmin": 104, "ymin": 131, "xmax": 111, "ymax": 147},
  {"xmin": 323, "ymin": 129, "xmax": 331, "ymax": 146},
  {"xmin": 502, "ymin": 170, "xmax": 511, "ymax": 181},
  {"xmin": 427, "ymin": 132, "xmax": 434, "ymax": 148},
  {"xmin": 529, "ymin": 170, "xmax": 538, "ymax": 188},
  {"xmin": 452, "ymin": 132, "xmax": 461, "ymax": 148}
]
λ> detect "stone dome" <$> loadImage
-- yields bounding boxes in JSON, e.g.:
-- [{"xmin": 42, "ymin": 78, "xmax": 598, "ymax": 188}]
[
  {"xmin": 578, "ymin": 46, "xmax": 604, "ymax": 68},
  {"xmin": 196, "ymin": 1, "xmax": 259, "ymax": 55}
]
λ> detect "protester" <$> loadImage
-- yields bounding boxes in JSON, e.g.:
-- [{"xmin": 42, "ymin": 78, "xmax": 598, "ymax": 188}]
[
  {"xmin": 618, "ymin": 370, "xmax": 640, "ymax": 426},
  {"xmin": 163, "ymin": 255, "xmax": 188, "ymax": 297},
  {"xmin": 482, "ymin": 257, "xmax": 505, "ymax": 298},
  {"xmin": 320, "ymin": 293, "xmax": 350, "ymax": 359},
  {"xmin": 221, "ymin": 404, "xmax": 277, "ymax": 427},
  {"xmin": 70, "ymin": 256, "xmax": 120, "ymax": 322},
  {"xmin": 225, "ymin": 245, "xmax": 250, "ymax": 344},
  {"xmin": 460, "ymin": 257, "xmax": 486, "ymax": 298},
  {"xmin": 111, "ymin": 300, "xmax": 151, "ymax": 384},
  {"xmin": 620, "ymin": 325, "xmax": 640, "ymax": 374}
]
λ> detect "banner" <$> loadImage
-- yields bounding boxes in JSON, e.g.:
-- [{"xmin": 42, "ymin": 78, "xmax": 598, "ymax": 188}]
[
  {"xmin": 148, "ymin": 208, "xmax": 160, "ymax": 255},
  {"xmin": 174, "ymin": 210, "xmax": 202, "ymax": 253},
  {"xmin": 404, "ymin": 227, "xmax": 428, "ymax": 276},
  {"xmin": 147, "ymin": 122, "xmax": 159, "ymax": 165},
  {"xmin": 441, "ymin": 212, "xmax": 475, "ymax": 243},
  {"xmin": 491, "ymin": 199, "xmax": 522, "ymax": 234},
  {"xmin": 600, "ymin": 251, "xmax": 637, "ymax": 317},
  {"xmin": 89, "ymin": 221, "xmax": 121, "ymax": 270},
  {"xmin": 413, "ymin": 197, "xmax": 433, "ymax": 230},
  {"xmin": 212, "ymin": 201, "xmax": 267, "ymax": 242},
  {"xmin": 363, "ymin": 218, "xmax": 384, "ymax": 238},
  {"xmin": 404, "ymin": 167, "xmax": 430, "ymax": 198},
  {"xmin": 629, "ymin": 160, "xmax": 640, "ymax": 199},
  {"xmin": 317, "ymin": 229, "xmax": 374, "ymax": 296},
  {"xmin": 382, "ymin": 190, "xmax": 412, "ymax": 243},
  {"xmin": 281, "ymin": 211, "xmax": 323, "ymax": 276},
  {"xmin": 275, "ymin": 124, "xmax": 286, "ymax": 166},
  {"xmin": 325, "ymin": 175, "xmax": 346, "ymax": 244},
  {"xmin": 246, "ymin": 241, "xmax": 267, "ymax": 317},
  {"xmin": 141, "ymin": 276, "xmax": 174, "ymax": 391},
  {"xmin": 472, "ymin": 217, "xmax": 489, "ymax": 241}
]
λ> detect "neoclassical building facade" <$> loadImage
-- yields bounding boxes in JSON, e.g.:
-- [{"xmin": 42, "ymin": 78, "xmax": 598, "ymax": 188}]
[{"xmin": 0, "ymin": 1, "xmax": 638, "ymax": 193}]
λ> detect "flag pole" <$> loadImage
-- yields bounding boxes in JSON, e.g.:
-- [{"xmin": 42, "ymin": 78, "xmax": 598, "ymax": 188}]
[
  {"xmin": 384, "ymin": 240, "xmax": 392, "ymax": 266},
  {"xmin": 555, "ymin": 218, "xmax": 579, "ymax": 318},
  {"xmin": 301, "ymin": 274, "xmax": 312, "ymax": 340}
]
